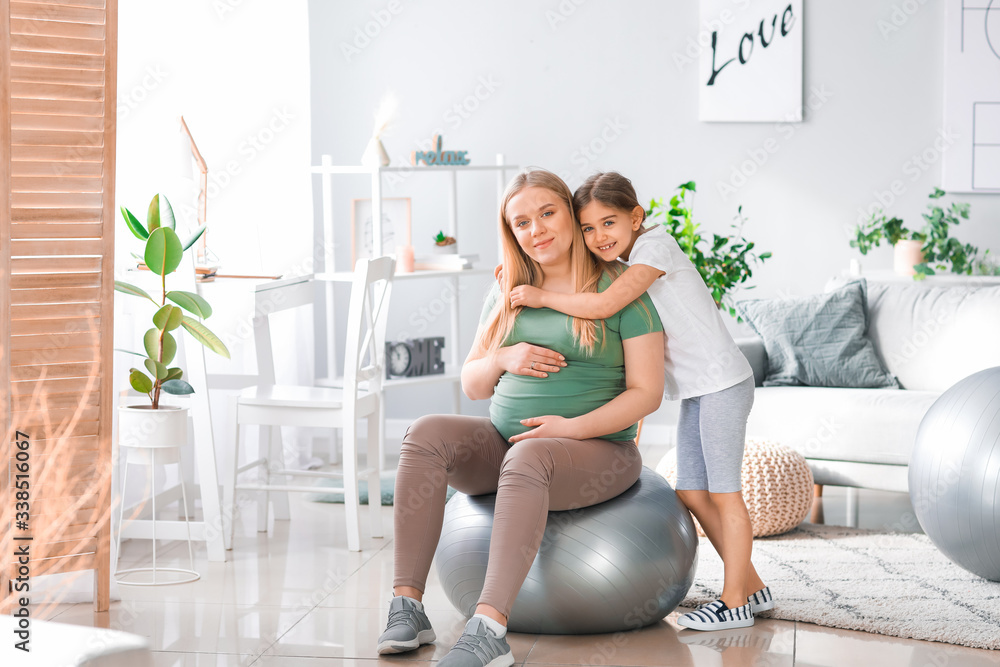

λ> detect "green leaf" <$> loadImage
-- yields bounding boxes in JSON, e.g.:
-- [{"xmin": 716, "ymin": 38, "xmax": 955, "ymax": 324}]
[
  {"xmin": 183, "ymin": 225, "xmax": 208, "ymax": 251},
  {"xmin": 115, "ymin": 348, "xmax": 146, "ymax": 358},
  {"xmin": 147, "ymin": 193, "xmax": 176, "ymax": 231},
  {"xmin": 161, "ymin": 379, "xmax": 195, "ymax": 395},
  {"xmin": 153, "ymin": 305, "xmax": 173, "ymax": 330},
  {"xmin": 144, "ymin": 227, "xmax": 183, "ymax": 276},
  {"xmin": 166, "ymin": 306, "xmax": 183, "ymax": 330},
  {"xmin": 166, "ymin": 290, "xmax": 213, "ymax": 318},
  {"xmin": 181, "ymin": 316, "xmax": 231, "ymax": 359},
  {"xmin": 121, "ymin": 206, "xmax": 148, "ymax": 240},
  {"xmin": 165, "ymin": 367, "xmax": 183, "ymax": 381},
  {"xmin": 144, "ymin": 358, "xmax": 168, "ymax": 380},
  {"xmin": 680, "ymin": 181, "xmax": 697, "ymax": 192},
  {"xmin": 114, "ymin": 280, "xmax": 158, "ymax": 305},
  {"xmin": 153, "ymin": 305, "xmax": 184, "ymax": 332},
  {"xmin": 143, "ymin": 328, "xmax": 177, "ymax": 365},
  {"xmin": 160, "ymin": 331, "xmax": 177, "ymax": 365},
  {"xmin": 147, "ymin": 195, "xmax": 161, "ymax": 231},
  {"xmin": 129, "ymin": 368, "xmax": 154, "ymax": 394},
  {"xmin": 143, "ymin": 328, "xmax": 159, "ymax": 359}
]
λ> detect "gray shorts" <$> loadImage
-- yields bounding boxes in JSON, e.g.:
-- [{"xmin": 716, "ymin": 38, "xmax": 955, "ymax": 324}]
[{"xmin": 674, "ymin": 375, "xmax": 755, "ymax": 493}]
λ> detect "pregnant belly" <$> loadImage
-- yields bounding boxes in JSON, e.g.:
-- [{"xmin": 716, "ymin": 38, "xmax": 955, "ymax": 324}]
[{"xmin": 489, "ymin": 365, "xmax": 624, "ymax": 441}]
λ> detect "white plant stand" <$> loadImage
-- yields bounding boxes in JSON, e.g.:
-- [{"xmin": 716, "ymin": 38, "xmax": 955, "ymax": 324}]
[
  {"xmin": 115, "ymin": 253, "xmax": 227, "ymax": 563},
  {"xmin": 114, "ymin": 406, "xmax": 200, "ymax": 586}
]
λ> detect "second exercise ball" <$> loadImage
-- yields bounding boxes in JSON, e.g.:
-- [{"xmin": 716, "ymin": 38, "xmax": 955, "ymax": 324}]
[
  {"xmin": 434, "ymin": 466, "xmax": 698, "ymax": 635},
  {"xmin": 909, "ymin": 367, "xmax": 1000, "ymax": 581}
]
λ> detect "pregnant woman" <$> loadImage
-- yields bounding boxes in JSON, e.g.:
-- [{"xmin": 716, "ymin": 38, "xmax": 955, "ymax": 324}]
[{"xmin": 377, "ymin": 169, "xmax": 665, "ymax": 667}]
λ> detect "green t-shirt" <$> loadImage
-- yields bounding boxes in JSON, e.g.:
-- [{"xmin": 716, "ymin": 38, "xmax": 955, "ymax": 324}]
[{"xmin": 480, "ymin": 274, "xmax": 663, "ymax": 442}]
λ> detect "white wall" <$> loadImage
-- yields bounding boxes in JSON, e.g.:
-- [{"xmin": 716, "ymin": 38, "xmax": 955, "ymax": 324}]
[
  {"xmin": 313, "ymin": 0, "xmax": 1000, "ymax": 431},
  {"xmin": 116, "ymin": 0, "xmax": 313, "ymax": 276},
  {"xmin": 114, "ymin": 2, "xmax": 316, "ymax": 478}
]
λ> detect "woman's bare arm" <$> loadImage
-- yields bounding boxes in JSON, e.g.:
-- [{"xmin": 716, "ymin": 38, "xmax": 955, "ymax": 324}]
[{"xmin": 461, "ymin": 326, "xmax": 567, "ymax": 401}]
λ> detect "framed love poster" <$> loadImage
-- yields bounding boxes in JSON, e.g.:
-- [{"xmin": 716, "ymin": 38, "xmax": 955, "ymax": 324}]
[{"xmin": 698, "ymin": 0, "xmax": 803, "ymax": 122}]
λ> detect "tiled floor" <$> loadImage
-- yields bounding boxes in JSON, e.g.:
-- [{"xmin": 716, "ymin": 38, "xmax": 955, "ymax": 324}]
[{"xmin": 37, "ymin": 444, "xmax": 1000, "ymax": 666}]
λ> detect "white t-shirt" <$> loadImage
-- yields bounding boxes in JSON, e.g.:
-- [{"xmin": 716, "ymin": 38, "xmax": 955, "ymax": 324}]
[{"xmin": 626, "ymin": 223, "xmax": 753, "ymax": 400}]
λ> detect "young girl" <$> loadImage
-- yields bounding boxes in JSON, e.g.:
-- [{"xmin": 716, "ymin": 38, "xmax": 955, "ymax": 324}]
[{"xmin": 509, "ymin": 171, "xmax": 772, "ymax": 632}]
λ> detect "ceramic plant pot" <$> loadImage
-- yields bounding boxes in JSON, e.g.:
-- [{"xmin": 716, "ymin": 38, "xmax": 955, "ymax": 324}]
[
  {"xmin": 118, "ymin": 405, "xmax": 188, "ymax": 465},
  {"xmin": 893, "ymin": 240, "xmax": 925, "ymax": 277},
  {"xmin": 432, "ymin": 241, "xmax": 457, "ymax": 254}
]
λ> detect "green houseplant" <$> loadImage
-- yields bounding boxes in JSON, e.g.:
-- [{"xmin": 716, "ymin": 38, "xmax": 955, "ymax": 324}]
[
  {"xmin": 851, "ymin": 188, "xmax": 978, "ymax": 279},
  {"xmin": 115, "ymin": 194, "xmax": 230, "ymax": 410},
  {"xmin": 646, "ymin": 181, "xmax": 772, "ymax": 318}
]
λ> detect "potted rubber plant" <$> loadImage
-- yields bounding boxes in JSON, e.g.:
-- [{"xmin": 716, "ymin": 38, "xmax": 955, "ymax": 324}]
[
  {"xmin": 115, "ymin": 194, "xmax": 230, "ymax": 448},
  {"xmin": 646, "ymin": 181, "xmax": 772, "ymax": 319}
]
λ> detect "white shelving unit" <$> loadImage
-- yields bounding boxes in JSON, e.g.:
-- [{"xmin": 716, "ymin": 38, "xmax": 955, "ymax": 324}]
[{"xmin": 311, "ymin": 154, "xmax": 519, "ymax": 412}]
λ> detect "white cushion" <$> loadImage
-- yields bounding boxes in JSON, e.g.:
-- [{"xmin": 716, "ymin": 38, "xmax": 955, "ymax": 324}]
[
  {"xmin": 866, "ymin": 282, "xmax": 1000, "ymax": 391},
  {"xmin": 0, "ymin": 616, "xmax": 150, "ymax": 666},
  {"xmin": 746, "ymin": 386, "xmax": 939, "ymax": 465}
]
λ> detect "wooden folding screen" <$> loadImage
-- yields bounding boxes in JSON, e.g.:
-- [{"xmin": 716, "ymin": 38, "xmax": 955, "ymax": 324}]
[{"xmin": 1, "ymin": 0, "xmax": 118, "ymax": 612}]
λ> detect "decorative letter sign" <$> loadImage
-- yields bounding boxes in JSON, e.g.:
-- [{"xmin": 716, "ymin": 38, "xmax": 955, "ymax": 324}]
[
  {"xmin": 699, "ymin": 0, "xmax": 803, "ymax": 122},
  {"xmin": 411, "ymin": 135, "xmax": 470, "ymax": 166}
]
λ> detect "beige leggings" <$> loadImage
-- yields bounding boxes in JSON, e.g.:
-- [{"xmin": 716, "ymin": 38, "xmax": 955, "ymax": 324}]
[{"xmin": 393, "ymin": 414, "xmax": 641, "ymax": 618}]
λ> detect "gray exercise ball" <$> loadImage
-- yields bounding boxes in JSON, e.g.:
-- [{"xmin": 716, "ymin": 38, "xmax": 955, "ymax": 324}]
[
  {"xmin": 433, "ymin": 466, "xmax": 698, "ymax": 634},
  {"xmin": 909, "ymin": 366, "xmax": 1000, "ymax": 581}
]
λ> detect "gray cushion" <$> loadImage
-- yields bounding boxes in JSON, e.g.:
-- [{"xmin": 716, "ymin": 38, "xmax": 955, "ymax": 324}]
[{"xmin": 735, "ymin": 280, "xmax": 899, "ymax": 388}]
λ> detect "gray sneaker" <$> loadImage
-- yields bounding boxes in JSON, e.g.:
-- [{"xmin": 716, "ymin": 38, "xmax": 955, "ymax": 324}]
[
  {"xmin": 437, "ymin": 617, "xmax": 514, "ymax": 667},
  {"xmin": 376, "ymin": 596, "xmax": 436, "ymax": 655}
]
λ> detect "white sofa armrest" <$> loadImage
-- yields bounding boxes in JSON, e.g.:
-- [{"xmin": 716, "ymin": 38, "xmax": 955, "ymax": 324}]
[{"xmin": 735, "ymin": 336, "xmax": 766, "ymax": 387}]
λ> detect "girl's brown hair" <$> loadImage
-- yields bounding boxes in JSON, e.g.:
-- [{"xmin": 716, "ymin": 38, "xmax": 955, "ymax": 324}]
[
  {"xmin": 477, "ymin": 169, "xmax": 608, "ymax": 355},
  {"xmin": 573, "ymin": 171, "xmax": 656, "ymax": 328},
  {"xmin": 573, "ymin": 171, "xmax": 647, "ymax": 222}
]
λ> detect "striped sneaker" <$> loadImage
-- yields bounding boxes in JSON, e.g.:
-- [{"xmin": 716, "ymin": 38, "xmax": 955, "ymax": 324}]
[
  {"xmin": 677, "ymin": 599, "xmax": 754, "ymax": 631},
  {"xmin": 748, "ymin": 586, "xmax": 775, "ymax": 614}
]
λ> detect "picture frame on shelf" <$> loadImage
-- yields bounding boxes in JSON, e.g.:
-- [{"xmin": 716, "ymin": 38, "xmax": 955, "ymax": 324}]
[{"xmin": 350, "ymin": 197, "xmax": 411, "ymax": 265}]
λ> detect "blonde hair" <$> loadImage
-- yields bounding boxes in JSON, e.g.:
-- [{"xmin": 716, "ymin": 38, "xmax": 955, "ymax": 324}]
[{"xmin": 479, "ymin": 169, "xmax": 607, "ymax": 355}]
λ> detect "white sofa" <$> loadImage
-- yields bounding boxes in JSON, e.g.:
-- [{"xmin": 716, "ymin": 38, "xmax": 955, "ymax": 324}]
[{"xmin": 736, "ymin": 277, "xmax": 1000, "ymax": 495}]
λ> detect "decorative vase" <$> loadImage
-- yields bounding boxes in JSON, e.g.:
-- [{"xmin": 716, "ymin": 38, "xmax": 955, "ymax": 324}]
[
  {"xmin": 361, "ymin": 136, "xmax": 390, "ymax": 167},
  {"xmin": 397, "ymin": 244, "xmax": 415, "ymax": 273},
  {"xmin": 893, "ymin": 240, "xmax": 925, "ymax": 277}
]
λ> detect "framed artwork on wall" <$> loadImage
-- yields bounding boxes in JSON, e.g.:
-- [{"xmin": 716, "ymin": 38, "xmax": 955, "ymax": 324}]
[
  {"xmin": 942, "ymin": 0, "xmax": 1000, "ymax": 192},
  {"xmin": 698, "ymin": 0, "xmax": 803, "ymax": 122},
  {"xmin": 350, "ymin": 197, "xmax": 412, "ymax": 265}
]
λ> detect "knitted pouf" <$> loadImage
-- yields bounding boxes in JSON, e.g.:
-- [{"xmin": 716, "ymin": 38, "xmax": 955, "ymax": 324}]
[{"xmin": 656, "ymin": 438, "xmax": 814, "ymax": 537}]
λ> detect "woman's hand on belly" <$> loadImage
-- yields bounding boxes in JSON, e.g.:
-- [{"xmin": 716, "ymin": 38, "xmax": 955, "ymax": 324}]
[
  {"xmin": 507, "ymin": 415, "xmax": 579, "ymax": 443},
  {"xmin": 493, "ymin": 342, "xmax": 567, "ymax": 379}
]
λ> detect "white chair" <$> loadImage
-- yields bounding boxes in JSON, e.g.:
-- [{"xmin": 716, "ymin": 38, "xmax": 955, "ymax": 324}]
[{"xmin": 223, "ymin": 256, "xmax": 395, "ymax": 552}]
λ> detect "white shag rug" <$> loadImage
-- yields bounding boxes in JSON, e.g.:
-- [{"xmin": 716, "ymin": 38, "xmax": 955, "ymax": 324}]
[{"xmin": 681, "ymin": 523, "xmax": 1000, "ymax": 650}]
